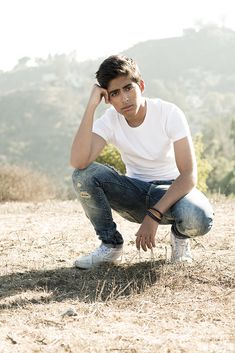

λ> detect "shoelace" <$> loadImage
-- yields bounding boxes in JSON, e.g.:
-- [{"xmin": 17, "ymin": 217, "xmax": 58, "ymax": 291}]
[{"xmin": 91, "ymin": 245, "xmax": 110, "ymax": 257}]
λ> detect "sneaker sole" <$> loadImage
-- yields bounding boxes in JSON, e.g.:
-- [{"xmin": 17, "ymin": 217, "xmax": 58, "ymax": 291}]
[{"xmin": 74, "ymin": 258, "xmax": 122, "ymax": 270}]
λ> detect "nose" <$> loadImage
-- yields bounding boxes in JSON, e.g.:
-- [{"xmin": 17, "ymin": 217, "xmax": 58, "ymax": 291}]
[{"xmin": 122, "ymin": 92, "xmax": 129, "ymax": 103}]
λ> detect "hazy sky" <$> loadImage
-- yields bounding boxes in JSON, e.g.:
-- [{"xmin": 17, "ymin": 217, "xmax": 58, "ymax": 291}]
[{"xmin": 0, "ymin": 0, "xmax": 234, "ymax": 71}]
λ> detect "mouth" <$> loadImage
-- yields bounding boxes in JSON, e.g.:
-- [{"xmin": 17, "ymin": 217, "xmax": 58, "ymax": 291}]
[{"xmin": 122, "ymin": 104, "xmax": 134, "ymax": 112}]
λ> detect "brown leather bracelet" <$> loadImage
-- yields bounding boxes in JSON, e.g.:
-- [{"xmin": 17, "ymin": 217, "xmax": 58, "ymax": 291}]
[
  {"xmin": 149, "ymin": 207, "xmax": 163, "ymax": 218},
  {"xmin": 146, "ymin": 210, "xmax": 161, "ymax": 223}
]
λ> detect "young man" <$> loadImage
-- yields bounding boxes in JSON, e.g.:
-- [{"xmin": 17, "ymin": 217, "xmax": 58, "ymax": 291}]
[{"xmin": 71, "ymin": 55, "xmax": 214, "ymax": 269}]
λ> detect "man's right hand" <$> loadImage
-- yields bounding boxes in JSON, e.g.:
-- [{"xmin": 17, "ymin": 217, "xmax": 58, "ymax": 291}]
[{"xmin": 88, "ymin": 84, "xmax": 109, "ymax": 108}]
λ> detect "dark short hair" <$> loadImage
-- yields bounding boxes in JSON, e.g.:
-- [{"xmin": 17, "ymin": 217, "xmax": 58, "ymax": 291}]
[{"xmin": 96, "ymin": 55, "xmax": 142, "ymax": 89}]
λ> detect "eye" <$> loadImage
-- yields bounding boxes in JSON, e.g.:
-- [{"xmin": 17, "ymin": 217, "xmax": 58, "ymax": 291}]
[
  {"xmin": 110, "ymin": 91, "xmax": 119, "ymax": 97},
  {"xmin": 125, "ymin": 84, "xmax": 133, "ymax": 91}
]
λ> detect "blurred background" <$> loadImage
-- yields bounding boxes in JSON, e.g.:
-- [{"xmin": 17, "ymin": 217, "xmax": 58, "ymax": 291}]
[{"xmin": 0, "ymin": 0, "xmax": 234, "ymax": 200}]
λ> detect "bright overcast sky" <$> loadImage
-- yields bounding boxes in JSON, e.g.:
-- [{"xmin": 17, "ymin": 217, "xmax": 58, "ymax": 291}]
[{"xmin": 0, "ymin": 0, "xmax": 234, "ymax": 71}]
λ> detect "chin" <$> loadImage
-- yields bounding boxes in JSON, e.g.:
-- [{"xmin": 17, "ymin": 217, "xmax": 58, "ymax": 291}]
[
  {"xmin": 125, "ymin": 107, "xmax": 137, "ymax": 117},
  {"xmin": 123, "ymin": 112, "xmax": 136, "ymax": 120}
]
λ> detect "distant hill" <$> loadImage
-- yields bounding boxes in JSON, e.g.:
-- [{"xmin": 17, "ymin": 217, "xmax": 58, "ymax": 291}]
[
  {"xmin": 0, "ymin": 25, "xmax": 234, "ymax": 193},
  {"xmin": 126, "ymin": 26, "xmax": 235, "ymax": 79}
]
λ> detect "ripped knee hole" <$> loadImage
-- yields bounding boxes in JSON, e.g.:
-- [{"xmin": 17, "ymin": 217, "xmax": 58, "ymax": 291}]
[{"xmin": 80, "ymin": 191, "xmax": 91, "ymax": 199}]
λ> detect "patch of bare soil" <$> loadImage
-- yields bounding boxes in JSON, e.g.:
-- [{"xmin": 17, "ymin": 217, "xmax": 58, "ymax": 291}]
[{"xmin": 0, "ymin": 197, "xmax": 234, "ymax": 353}]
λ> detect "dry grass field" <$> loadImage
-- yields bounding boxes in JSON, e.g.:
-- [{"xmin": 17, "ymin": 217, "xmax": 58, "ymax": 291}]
[{"xmin": 0, "ymin": 197, "xmax": 234, "ymax": 353}]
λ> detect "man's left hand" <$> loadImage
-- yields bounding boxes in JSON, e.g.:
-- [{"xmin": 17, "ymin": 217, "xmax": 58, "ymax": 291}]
[{"xmin": 135, "ymin": 216, "xmax": 158, "ymax": 251}]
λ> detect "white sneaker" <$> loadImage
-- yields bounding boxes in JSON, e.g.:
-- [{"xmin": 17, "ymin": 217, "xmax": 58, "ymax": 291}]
[
  {"xmin": 170, "ymin": 232, "xmax": 193, "ymax": 263},
  {"xmin": 74, "ymin": 243, "xmax": 123, "ymax": 269}
]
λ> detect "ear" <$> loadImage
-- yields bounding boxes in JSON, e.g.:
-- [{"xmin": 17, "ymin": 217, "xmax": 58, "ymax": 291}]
[{"xmin": 139, "ymin": 79, "xmax": 145, "ymax": 93}]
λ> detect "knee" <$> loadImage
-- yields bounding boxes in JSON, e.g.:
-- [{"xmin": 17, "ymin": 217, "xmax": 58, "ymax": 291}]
[
  {"xmin": 72, "ymin": 162, "xmax": 111, "ymax": 191},
  {"xmin": 72, "ymin": 168, "xmax": 85, "ymax": 192},
  {"xmin": 72, "ymin": 163, "xmax": 95, "ymax": 190},
  {"xmin": 176, "ymin": 209, "xmax": 214, "ymax": 238}
]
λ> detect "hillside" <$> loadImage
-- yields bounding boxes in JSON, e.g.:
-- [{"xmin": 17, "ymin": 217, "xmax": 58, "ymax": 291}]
[
  {"xmin": 126, "ymin": 26, "xmax": 235, "ymax": 79},
  {"xmin": 0, "ymin": 25, "xmax": 234, "ymax": 193}
]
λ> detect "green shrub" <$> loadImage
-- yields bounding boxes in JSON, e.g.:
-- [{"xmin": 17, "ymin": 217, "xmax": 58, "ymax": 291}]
[
  {"xmin": 217, "ymin": 166, "xmax": 235, "ymax": 195},
  {"xmin": 194, "ymin": 134, "xmax": 212, "ymax": 193},
  {"xmin": 0, "ymin": 164, "xmax": 56, "ymax": 202},
  {"xmin": 96, "ymin": 145, "xmax": 126, "ymax": 174}
]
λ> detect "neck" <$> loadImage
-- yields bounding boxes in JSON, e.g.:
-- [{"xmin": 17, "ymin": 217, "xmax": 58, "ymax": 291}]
[{"xmin": 127, "ymin": 98, "xmax": 146, "ymax": 127}]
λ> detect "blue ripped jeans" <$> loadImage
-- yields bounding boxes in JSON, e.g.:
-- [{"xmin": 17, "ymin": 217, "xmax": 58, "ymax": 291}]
[{"xmin": 72, "ymin": 162, "xmax": 214, "ymax": 246}]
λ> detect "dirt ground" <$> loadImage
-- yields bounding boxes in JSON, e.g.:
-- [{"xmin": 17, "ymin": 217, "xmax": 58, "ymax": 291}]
[{"xmin": 0, "ymin": 196, "xmax": 234, "ymax": 353}]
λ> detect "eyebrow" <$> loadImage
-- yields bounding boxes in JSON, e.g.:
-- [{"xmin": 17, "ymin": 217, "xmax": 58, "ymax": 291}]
[{"xmin": 108, "ymin": 83, "xmax": 133, "ymax": 95}]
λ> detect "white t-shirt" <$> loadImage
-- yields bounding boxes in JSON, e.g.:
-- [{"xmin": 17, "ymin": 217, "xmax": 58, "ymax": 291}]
[{"xmin": 93, "ymin": 98, "xmax": 191, "ymax": 182}]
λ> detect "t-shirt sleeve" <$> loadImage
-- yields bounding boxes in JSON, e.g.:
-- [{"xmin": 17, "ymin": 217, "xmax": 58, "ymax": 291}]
[
  {"xmin": 92, "ymin": 108, "xmax": 115, "ymax": 144},
  {"xmin": 165, "ymin": 105, "xmax": 191, "ymax": 142}
]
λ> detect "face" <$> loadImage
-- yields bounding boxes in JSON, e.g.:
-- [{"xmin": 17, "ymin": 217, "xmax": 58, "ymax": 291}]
[{"xmin": 107, "ymin": 75, "xmax": 146, "ymax": 126}]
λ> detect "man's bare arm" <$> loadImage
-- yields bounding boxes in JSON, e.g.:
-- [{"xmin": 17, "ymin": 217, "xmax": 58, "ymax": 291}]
[
  {"xmin": 70, "ymin": 84, "xmax": 109, "ymax": 169},
  {"xmin": 135, "ymin": 136, "xmax": 197, "ymax": 251},
  {"xmin": 153, "ymin": 136, "xmax": 197, "ymax": 214}
]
